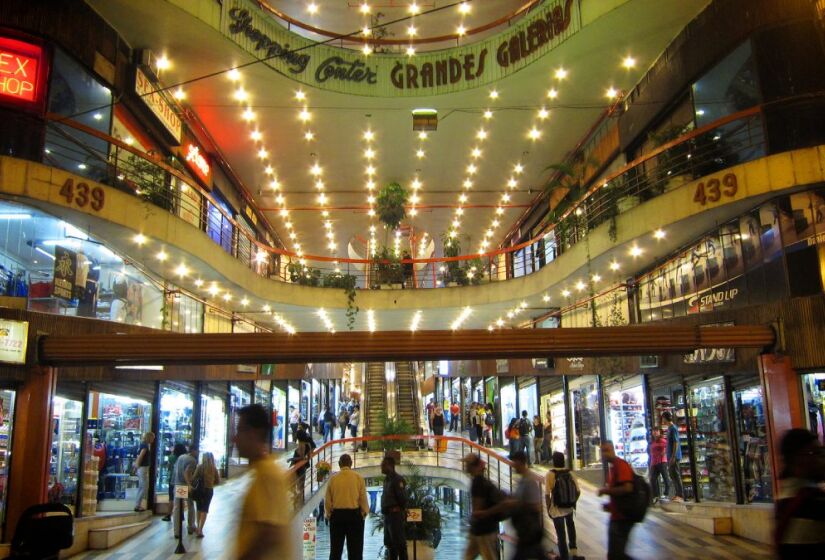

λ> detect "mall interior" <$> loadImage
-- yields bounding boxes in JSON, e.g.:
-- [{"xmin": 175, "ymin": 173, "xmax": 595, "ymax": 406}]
[{"xmin": 0, "ymin": 0, "xmax": 824, "ymax": 558}]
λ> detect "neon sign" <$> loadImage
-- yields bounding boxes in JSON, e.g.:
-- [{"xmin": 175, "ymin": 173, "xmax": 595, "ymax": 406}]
[
  {"xmin": 0, "ymin": 37, "xmax": 43, "ymax": 106},
  {"xmin": 184, "ymin": 142, "xmax": 211, "ymax": 185}
]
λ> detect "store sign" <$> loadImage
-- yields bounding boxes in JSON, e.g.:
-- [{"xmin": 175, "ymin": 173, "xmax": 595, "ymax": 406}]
[
  {"xmin": 495, "ymin": 359, "xmax": 509, "ymax": 374},
  {"xmin": 52, "ymin": 246, "xmax": 78, "ymax": 300},
  {"xmin": 684, "ymin": 322, "xmax": 736, "ymax": 364},
  {"xmin": 0, "ymin": 319, "xmax": 28, "ymax": 365},
  {"xmin": 302, "ymin": 516, "xmax": 316, "ymax": 560},
  {"xmin": 135, "ymin": 67, "xmax": 182, "ymax": 143},
  {"xmin": 567, "ymin": 357, "xmax": 585, "ymax": 370},
  {"xmin": 183, "ymin": 142, "xmax": 211, "ymax": 185},
  {"xmin": 220, "ymin": 0, "xmax": 579, "ymax": 97},
  {"xmin": 0, "ymin": 38, "xmax": 40, "ymax": 103},
  {"xmin": 688, "ymin": 287, "xmax": 739, "ymax": 313}
]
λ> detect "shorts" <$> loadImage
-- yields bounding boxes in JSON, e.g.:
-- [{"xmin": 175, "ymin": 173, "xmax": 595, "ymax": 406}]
[{"xmin": 195, "ymin": 487, "xmax": 214, "ymax": 513}]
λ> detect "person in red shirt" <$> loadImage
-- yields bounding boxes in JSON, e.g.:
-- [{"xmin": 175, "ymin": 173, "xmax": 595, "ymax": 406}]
[
  {"xmin": 449, "ymin": 402, "xmax": 461, "ymax": 432},
  {"xmin": 597, "ymin": 441, "xmax": 636, "ymax": 560},
  {"xmin": 648, "ymin": 429, "xmax": 669, "ymax": 503}
]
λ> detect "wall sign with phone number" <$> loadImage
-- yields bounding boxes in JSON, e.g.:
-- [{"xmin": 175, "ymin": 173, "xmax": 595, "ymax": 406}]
[
  {"xmin": 59, "ymin": 179, "xmax": 105, "ymax": 211},
  {"xmin": 693, "ymin": 172, "xmax": 738, "ymax": 206}
]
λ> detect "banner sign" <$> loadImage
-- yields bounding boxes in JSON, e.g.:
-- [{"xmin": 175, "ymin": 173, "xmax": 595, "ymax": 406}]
[
  {"xmin": 0, "ymin": 35, "xmax": 47, "ymax": 111},
  {"xmin": 135, "ymin": 67, "xmax": 182, "ymax": 142},
  {"xmin": 302, "ymin": 516, "xmax": 316, "ymax": 560},
  {"xmin": 220, "ymin": 0, "xmax": 579, "ymax": 97},
  {"xmin": 0, "ymin": 319, "xmax": 28, "ymax": 365},
  {"xmin": 183, "ymin": 141, "xmax": 211, "ymax": 186},
  {"xmin": 52, "ymin": 246, "xmax": 78, "ymax": 300}
]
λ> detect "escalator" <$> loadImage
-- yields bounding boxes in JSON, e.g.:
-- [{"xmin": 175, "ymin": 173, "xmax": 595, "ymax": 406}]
[
  {"xmin": 395, "ymin": 361, "xmax": 423, "ymax": 435},
  {"xmin": 364, "ymin": 362, "xmax": 387, "ymax": 436}
]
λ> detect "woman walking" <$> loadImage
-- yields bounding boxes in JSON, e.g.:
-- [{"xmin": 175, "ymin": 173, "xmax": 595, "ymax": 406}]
[
  {"xmin": 133, "ymin": 431, "xmax": 155, "ymax": 512},
  {"xmin": 533, "ymin": 415, "xmax": 545, "ymax": 465},
  {"xmin": 432, "ymin": 406, "xmax": 447, "ymax": 452},
  {"xmin": 192, "ymin": 452, "xmax": 220, "ymax": 538}
]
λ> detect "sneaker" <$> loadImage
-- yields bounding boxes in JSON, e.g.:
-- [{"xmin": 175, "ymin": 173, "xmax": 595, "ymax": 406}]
[
  {"xmin": 161, "ymin": 516, "xmax": 171, "ymax": 522},
  {"xmin": 672, "ymin": 496, "xmax": 684, "ymax": 502}
]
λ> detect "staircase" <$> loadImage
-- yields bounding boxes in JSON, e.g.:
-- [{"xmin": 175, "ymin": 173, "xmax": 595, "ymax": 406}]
[
  {"xmin": 364, "ymin": 362, "xmax": 387, "ymax": 436},
  {"xmin": 395, "ymin": 362, "xmax": 422, "ymax": 434}
]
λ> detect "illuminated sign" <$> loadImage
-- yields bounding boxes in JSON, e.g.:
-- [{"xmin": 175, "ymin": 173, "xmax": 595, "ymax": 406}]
[
  {"xmin": 0, "ymin": 36, "xmax": 43, "ymax": 106},
  {"xmin": 183, "ymin": 142, "xmax": 211, "ymax": 185},
  {"xmin": 135, "ymin": 67, "xmax": 182, "ymax": 143},
  {"xmin": 0, "ymin": 319, "xmax": 29, "ymax": 365}
]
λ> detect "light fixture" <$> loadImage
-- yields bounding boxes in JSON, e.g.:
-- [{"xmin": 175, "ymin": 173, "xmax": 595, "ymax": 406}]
[
  {"xmin": 547, "ymin": 88, "xmax": 558, "ymax": 99},
  {"xmin": 543, "ymin": 294, "xmax": 550, "ymax": 302},
  {"xmin": 263, "ymin": 304, "xmax": 271, "ymax": 312},
  {"xmin": 562, "ymin": 289, "xmax": 571, "ymax": 297},
  {"xmin": 298, "ymin": 108, "xmax": 311, "ymax": 122},
  {"xmin": 240, "ymin": 298, "xmax": 250, "ymax": 307},
  {"xmin": 257, "ymin": 148, "xmax": 268, "ymax": 159},
  {"xmin": 629, "ymin": 245, "xmax": 643, "ymax": 257},
  {"xmin": 367, "ymin": 310, "xmax": 377, "ymax": 332},
  {"xmin": 483, "ymin": 110, "xmax": 493, "ymax": 119},
  {"xmin": 307, "ymin": 2, "xmax": 319, "ymax": 15},
  {"xmin": 489, "ymin": 89, "xmax": 499, "ymax": 100},
  {"xmin": 156, "ymin": 250, "xmax": 168, "ymax": 261},
  {"xmin": 222, "ymin": 292, "xmax": 232, "ymax": 302},
  {"xmin": 416, "ymin": 149, "xmax": 425, "ymax": 158},
  {"xmin": 360, "ymin": 2, "xmax": 370, "ymax": 14},
  {"xmin": 364, "ymin": 148, "xmax": 375, "ymax": 159},
  {"xmin": 622, "ymin": 55, "xmax": 637, "ymax": 69},
  {"xmin": 467, "ymin": 164, "xmax": 477, "ymax": 174},
  {"xmin": 310, "ymin": 163, "xmax": 322, "ymax": 176},
  {"xmin": 264, "ymin": 165, "xmax": 274, "ymax": 175},
  {"xmin": 304, "ymin": 131, "xmax": 315, "ymax": 141},
  {"xmin": 610, "ymin": 261, "xmax": 620, "ymax": 271},
  {"xmin": 450, "ymin": 307, "xmax": 472, "ymax": 330},
  {"xmin": 538, "ymin": 107, "xmax": 549, "ymax": 120},
  {"xmin": 458, "ymin": 2, "xmax": 471, "ymax": 14},
  {"xmin": 133, "ymin": 233, "xmax": 147, "ymax": 245},
  {"xmin": 234, "ymin": 87, "xmax": 248, "ymax": 101},
  {"xmin": 173, "ymin": 88, "xmax": 186, "ymax": 100},
  {"xmin": 457, "ymin": 25, "xmax": 467, "ymax": 36},
  {"xmin": 362, "ymin": 43, "xmax": 373, "ymax": 55},
  {"xmin": 476, "ymin": 129, "xmax": 487, "ymax": 140},
  {"xmin": 463, "ymin": 179, "xmax": 473, "ymax": 188},
  {"xmin": 241, "ymin": 108, "xmax": 255, "ymax": 121},
  {"xmin": 471, "ymin": 147, "xmax": 482, "ymax": 158},
  {"xmin": 409, "ymin": 2, "xmax": 420, "ymax": 14},
  {"xmin": 35, "ymin": 247, "xmax": 55, "ymax": 261},
  {"xmin": 410, "ymin": 310, "xmax": 423, "ymax": 332},
  {"xmin": 528, "ymin": 127, "xmax": 541, "ymax": 140},
  {"xmin": 592, "ymin": 274, "xmax": 602, "ymax": 282},
  {"xmin": 295, "ymin": 90, "xmax": 306, "ymax": 101},
  {"xmin": 406, "ymin": 46, "xmax": 416, "ymax": 56},
  {"xmin": 174, "ymin": 263, "xmax": 188, "ymax": 277},
  {"xmin": 269, "ymin": 178, "xmax": 281, "ymax": 190},
  {"xmin": 507, "ymin": 178, "xmax": 517, "ymax": 188},
  {"xmin": 418, "ymin": 131, "xmax": 428, "ymax": 140},
  {"xmin": 156, "ymin": 54, "xmax": 171, "ymax": 70},
  {"xmin": 654, "ymin": 229, "xmax": 666, "ymax": 240},
  {"xmin": 227, "ymin": 68, "xmax": 241, "ymax": 81},
  {"xmin": 606, "ymin": 87, "xmax": 619, "ymax": 99},
  {"xmin": 194, "ymin": 279, "xmax": 204, "ymax": 288},
  {"xmin": 554, "ymin": 67, "xmax": 568, "ymax": 80},
  {"xmin": 366, "ymin": 165, "xmax": 376, "ymax": 175},
  {"xmin": 250, "ymin": 130, "xmax": 262, "ymax": 141},
  {"xmin": 513, "ymin": 164, "xmax": 524, "ymax": 175},
  {"xmin": 407, "ymin": 25, "xmax": 417, "ymax": 36}
]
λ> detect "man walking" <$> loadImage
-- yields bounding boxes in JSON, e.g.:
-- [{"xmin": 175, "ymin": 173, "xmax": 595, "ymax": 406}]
[
  {"xmin": 661, "ymin": 412, "xmax": 684, "ymax": 501},
  {"xmin": 325, "ymin": 454, "xmax": 369, "ymax": 560},
  {"xmin": 381, "ymin": 456, "xmax": 408, "ymax": 560},
  {"xmin": 172, "ymin": 444, "xmax": 197, "ymax": 538},
  {"xmin": 233, "ymin": 404, "xmax": 292, "ymax": 560},
  {"xmin": 518, "ymin": 411, "xmax": 534, "ymax": 466},
  {"xmin": 598, "ymin": 441, "xmax": 636, "ymax": 560},
  {"xmin": 545, "ymin": 451, "xmax": 582, "ymax": 560},
  {"xmin": 510, "ymin": 451, "xmax": 545, "ymax": 559},
  {"xmin": 450, "ymin": 401, "xmax": 461, "ymax": 432},
  {"xmin": 462, "ymin": 453, "xmax": 500, "ymax": 560}
]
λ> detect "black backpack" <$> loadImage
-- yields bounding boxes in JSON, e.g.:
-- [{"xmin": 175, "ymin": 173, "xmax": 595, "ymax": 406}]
[
  {"xmin": 551, "ymin": 470, "xmax": 580, "ymax": 509},
  {"xmin": 518, "ymin": 418, "xmax": 532, "ymax": 437},
  {"xmin": 615, "ymin": 473, "xmax": 651, "ymax": 523},
  {"xmin": 484, "ymin": 413, "xmax": 494, "ymax": 427}
]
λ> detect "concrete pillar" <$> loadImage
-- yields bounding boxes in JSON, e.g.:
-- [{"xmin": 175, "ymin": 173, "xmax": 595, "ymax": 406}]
[{"xmin": 4, "ymin": 365, "xmax": 56, "ymax": 542}]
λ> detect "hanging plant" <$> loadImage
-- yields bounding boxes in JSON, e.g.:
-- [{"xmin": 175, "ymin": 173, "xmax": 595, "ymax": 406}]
[
  {"xmin": 376, "ymin": 182, "xmax": 408, "ymax": 230},
  {"xmin": 322, "ymin": 272, "xmax": 359, "ymax": 330}
]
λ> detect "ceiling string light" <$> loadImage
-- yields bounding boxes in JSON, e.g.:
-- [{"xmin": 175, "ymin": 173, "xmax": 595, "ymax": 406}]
[
  {"xmin": 363, "ymin": 127, "xmax": 379, "ymax": 256},
  {"xmin": 450, "ymin": 307, "xmax": 472, "ymax": 330}
]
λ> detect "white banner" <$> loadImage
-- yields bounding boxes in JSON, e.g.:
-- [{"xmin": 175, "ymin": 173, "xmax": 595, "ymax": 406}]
[{"xmin": 0, "ymin": 319, "xmax": 28, "ymax": 365}]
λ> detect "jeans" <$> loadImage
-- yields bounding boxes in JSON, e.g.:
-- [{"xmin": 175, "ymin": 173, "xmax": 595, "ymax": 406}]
[
  {"xmin": 533, "ymin": 438, "xmax": 544, "ymax": 464},
  {"xmin": 329, "ymin": 509, "xmax": 364, "ymax": 560},
  {"xmin": 173, "ymin": 496, "xmax": 196, "ymax": 537},
  {"xmin": 384, "ymin": 511, "xmax": 408, "ymax": 560},
  {"xmin": 324, "ymin": 422, "xmax": 334, "ymax": 442},
  {"xmin": 450, "ymin": 414, "xmax": 459, "ymax": 431},
  {"xmin": 668, "ymin": 460, "xmax": 683, "ymax": 498},
  {"xmin": 650, "ymin": 463, "xmax": 670, "ymax": 499},
  {"xmin": 607, "ymin": 519, "xmax": 635, "ymax": 560},
  {"xmin": 135, "ymin": 466, "xmax": 149, "ymax": 509},
  {"xmin": 520, "ymin": 437, "xmax": 532, "ymax": 464},
  {"xmin": 552, "ymin": 514, "xmax": 577, "ymax": 560}
]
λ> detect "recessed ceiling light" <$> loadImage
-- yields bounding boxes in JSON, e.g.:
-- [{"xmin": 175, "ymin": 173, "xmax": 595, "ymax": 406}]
[
  {"xmin": 489, "ymin": 90, "xmax": 499, "ymax": 99},
  {"xmin": 156, "ymin": 250, "xmax": 168, "ymax": 261},
  {"xmin": 298, "ymin": 108, "xmax": 311, "ymax": 121},
  {"xmin": 547, "ymin": 88, "xmax": 558, "ymax": 99},
  {"xmin": 483, "ymin": 110, "xmax": 493, "ymax": 119},
  {"xmin": 304, "ymin": 131, "xmax": 315, "ymax": 141},
  {"xmin": 528, "ymin": 127, "xmax": 541, "ymax": 140},
  {"xmin": 562, "ymin": 289, "xmax": 571, "ymax": 297},
  {"xmin": 227, "ymin": 68, "xmax": 241, "ymax": 81},
  {"xmin": 629, "ymin": 245, "xmax": 643, "ymax": 257},
  {"xmin": 476, "ymin": 129, "xmax": 487, "ymax": 140},
  {"xmin": 463, "ymin": 179, "xmax": 473, "ymax": 188},
  {"xmin": 234, "ymin": 88, "xmax": 248, "ymax": 101},
  {"xmin": 295, "ymin": 90, "xmax": 306, "ymax": 101},
  {"xmin": 363, "ymin": 43, "xmax": 373, "ymax": 55},
  {"xmin": 173, "ymin": 88, "xmax": 185, "ymax": 100},
  {"xmin": 406, "ymin": 46, "xmax": 416, "ymax": 56},
  {"xmin": 241, "ymin": 107, "xmax": 255, "ymax": 121},
  {"xmin": 364, "ymin": 130, "xmax": 375, "ymax": 141},
  {"xmin": 418, "ymin": 131, "xmax": 428, "ymax": 140},
  {"xmin": 555, "ymin": 67, "xmax": 568, "ymax": 80},
  {"xmin": 307, "ymin": 3, "xmax": 319, "ymax": 15},
  {"xmin": 409, "ymin": 2, "xmax": 420, "ymax": 14},
  {"xmin": 467, "ymin": 164, "xmax": 477, "ymax": 174},
  {"xmin": 606, "ymin": 87, "xmax": 619, "ymax": 99},
  {"xmin": 416, "ymin": 149, "xmax": 425, "ymax": 158},
  {"xmin": 241, "ymin": 297, "xmax": 250, "ymax": 307},
  {"xmin": 622, "ymin": 55, "xmax": 637, "ymax": 69},
  {"xmin": 471, "ymin": 147, "xmax": 481, "ymax": 158},
  {"xmin": 407, "ymin": 25, "xmax": 417, "ymax": 36},
  {"xmin": 458, "ymin": 2, "xmax": 471, "ymax": 14},
  {"xmin": 250, "ymin": 130, "xmax": 262, "ymax": 141},
  {"xmin": 514, "ymin": 163, "xmax": 524, "ymax": 174},
  {"xmin": 362, "ymin": 26, "xmax": 371, "ymax": 36},
  {"xmin": 360, "ymin": 2, "xmax": 370, "ymax": 14},
  {"xmin": 610, "ymin": 261, "xmax": 620, "ymax": 271},
  {"xmin": 654, "ymin": 228, "xmax": 666, "ymax": 240},
  {"xmin": 456, "ymin": 24, "xmax": 467, "ymax": 36},
  {"xmin": 537, "ymin": 107, "xmax": 549, "ymax": 120},
  {"xmin": 156, "ymin": 54, "xmax": 171, "ymax": 70},
  {"xmin": 310, "ymin": 164, "xmax": 322, "ymax": 176},
  {"xmin": 133, "ymin": 233, "xmax": 147, "ymax": 245},
  {"xmin": 257, "ymin": 148, "xmax": 268, "ymax": 159}
]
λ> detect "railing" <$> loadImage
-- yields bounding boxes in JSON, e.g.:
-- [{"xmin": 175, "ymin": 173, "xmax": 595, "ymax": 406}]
[{"xmin": 35, "ymin": 103, "xmax": 783, "ymax": 295}]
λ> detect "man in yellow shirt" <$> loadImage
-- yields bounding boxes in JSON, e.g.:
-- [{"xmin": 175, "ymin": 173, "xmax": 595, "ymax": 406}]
[
  {"xmin": 234, "ymin": 404, "xmax": 294, "ymax": 560},
  {"xmin": 325, "ymin": 453, "xmax": 369, "ymax": 560}
]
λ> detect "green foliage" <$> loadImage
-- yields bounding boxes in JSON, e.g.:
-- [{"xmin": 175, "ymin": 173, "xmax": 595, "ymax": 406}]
[
  {"xmin": 371, "ymin": 464, "xmax": 444, "ymax": 548},
  {"xmin": 371, "ymin": 246, "xmax": 403, "ymax": 286},
  {"xmin": 323, "ymin": 272, "xmax": 359, "ymax": 330},
  {"xmin": 439, "ymin": 233, "xmax": 468, "ymax": 286},
  {"xmin": 287, "ymin": 262, "xmax": 321, "ymax": 286},
  {"xmin": 376, "ymin": 182, "xmax": 408, "ymax": 230},
  {"xmin": 464, "ymin": 257, "xmax": 484, "ymax": 286},
  {"xmin": 125, "ymin": 154, "xmax": 172, "ymax": 211}
]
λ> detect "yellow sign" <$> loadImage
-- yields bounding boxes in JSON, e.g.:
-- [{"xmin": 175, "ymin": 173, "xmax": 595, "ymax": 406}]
[
  {"xmin": 174, "ymin": 485, "xmax": 189, "ymax": 499},
  {"xmin": 406, "ymin": 508, "xmax": 422, "ymax": 523},
  {"xmin": 0, "ymin": 319, "xmax": 28, "ymax": 365}
]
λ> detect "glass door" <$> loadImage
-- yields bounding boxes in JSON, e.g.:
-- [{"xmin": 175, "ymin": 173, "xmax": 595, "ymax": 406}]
[
  {"xmin": 51, "ymin": 397, "xmax": 83, "ymax": 513},
  {"xmin": 734, "ymin": 385, "xmax": 772, "ymax": 503},
  {"xmin": 569, "ymin": 377, "xmax": 602, "ymax": 472},
  {"xmin": 689, "ymin": 378, "xmax": 736, "ymax": 502}
]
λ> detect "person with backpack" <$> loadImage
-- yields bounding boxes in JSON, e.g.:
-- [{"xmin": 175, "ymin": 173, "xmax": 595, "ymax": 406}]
[
  {"xmin": 483, "ymin": 410, "xmax": 495, "ymax": 447},
  {"xmin": 545, "ymin": 452, "xmax": 582, "ymax": 560},
  {"xmin": 463, "ymin": 453, "xmax": 502, "ymax": 560},
  {"xmin": 507, "ymin": 419, "xmax": 520, "ymax": 457},
  {"xmin": 518, "ymin": 411, "xmax": 534, "ymax": 465},
  {"xmin": 597, "ymin": 440, "xmax": 639, "ymax": 560}
]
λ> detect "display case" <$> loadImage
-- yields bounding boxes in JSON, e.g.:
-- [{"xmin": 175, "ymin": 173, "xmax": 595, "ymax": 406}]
[
  {"xmin": 156, "ymin": 386, "xmax": 193, "ymax": 493},
  {"xmin": 652, "ymin": 385, "xmax": 694, "ymax": 500},
  {"xmin": 606, "ymin": 384, "xmax": 648, "ymax": 474},
  {"xmin": 200, "ymin": 393, "xmax": 227, "ymax": 471},
  {"xmin": 548, "ymin": 391, "xmax": 567, "ymax": 454},
  {"xmin": 0, "ymin": 389, "xmax": 16, "ymax": 534},
  {"xmin": 734, "ymin": 386, "xmax": 771, "ymax": 503},
  {"xmin": 690, "ymin": 379, "xmax": 735, "ymax": 502},
  {"xmin": 50, "ymin": 397, "xmax": 83, "ymax": 511},
  {"xmin": 570, "ymin": 377, "xmax": 602, "ymax": 472}
]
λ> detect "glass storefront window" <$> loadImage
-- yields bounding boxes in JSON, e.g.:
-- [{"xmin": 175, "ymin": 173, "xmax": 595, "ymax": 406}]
[
  {"xmin": 518, "ymin": 381, "xmax": 538, "ymax": 421},
  {"xmin": 733, "ymin": 385, "xmax": 772, "ymax": 503},
  {"xmin": 693, "ymin": 41, "xmax": 761, "ymax": 127},
  {"xmin": 272, "ymin": 385, "xmax": 287, "ymax": 450},
  {"xmin": 87, "ymin": 392, "xmax": 152, "ymax": 512},
  {"xmin": 229, "ymin": 384, "xmax": 252, "ymax": 466},
  {"xmin": 156, "ymin": 386, "xmax": 193, "ymax": 494},
  {"xmin": 689, "ymin": 379, "xmax": 736, "ymax": 502},
  {"xmin": 500, "ymin": 381, "xmax": 517, "ymax": 444},
  {"xmin": 51, "ymin": 397, "xmax": 83, "ymax": 513},
  {"xmin": 0, "ymin": 389, "xmax": 16, "ymax": 533},
  {"xmin": 548, "ymin": 391, "xmax": 567, "ymax": 454},
  {"xmin": 605, "ymin": 381, "xmax": 648, "ymax": 474},
  {"xmin": 803, "ymin": 373, "xmax": 825, "ymax": 445},
  {"xmin": 200, "ymin": 394, "xmax": 227, "ymax": 471},
  {"xmin": 651, "ymin": 384, "xmax": 693, "ymax": 500},
  {"xmin": 570, "ymin": 377, "xmax": 602, "ymax": 471}
]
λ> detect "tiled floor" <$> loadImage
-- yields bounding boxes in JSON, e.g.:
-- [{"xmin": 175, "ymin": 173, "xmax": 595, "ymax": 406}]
[{"xmin": 71, "ymin": 441, "xmax": 773, "ymax": 559}]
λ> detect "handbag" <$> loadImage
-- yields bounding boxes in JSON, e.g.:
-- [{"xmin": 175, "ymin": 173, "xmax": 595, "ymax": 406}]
[{"xmin": 190, "ymin": 466, "xmax": 203, "ymax": 499}]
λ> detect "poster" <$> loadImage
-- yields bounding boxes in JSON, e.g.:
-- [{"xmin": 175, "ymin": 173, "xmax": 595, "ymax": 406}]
[
  {"xmin": 0, "ymin": 319, "xmax": 28, "ymax": 364},
  {"xmin": 302, "ymin": 516, "xmax": 316, "ymax": 560},
  {"xmin": 52, "ymin": 246, "xmax": 77, "ymax": 300}
]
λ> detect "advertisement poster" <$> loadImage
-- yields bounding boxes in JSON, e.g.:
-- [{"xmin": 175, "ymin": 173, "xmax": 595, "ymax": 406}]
[
  {"xmin": 302, "ymin": 516, "xmax": 316, "ymax": 560},
  {"xmin": 52, "ymin": 246, "xmax": 77, "ymax": 300},
  {"xmin": 0, "ymin": 319, "xmax": 28, "ymax": 364}
]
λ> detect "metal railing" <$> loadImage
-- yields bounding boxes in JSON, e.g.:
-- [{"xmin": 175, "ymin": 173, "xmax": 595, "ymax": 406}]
[{"xmin": 37, "ymin": 104, "xmax": 776, "ymax": 293}]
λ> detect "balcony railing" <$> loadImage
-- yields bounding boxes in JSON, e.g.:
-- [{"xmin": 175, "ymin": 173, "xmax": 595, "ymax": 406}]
[{"xmin": 35, "ymin": 103, "xmax": 781, "ymax": 294}]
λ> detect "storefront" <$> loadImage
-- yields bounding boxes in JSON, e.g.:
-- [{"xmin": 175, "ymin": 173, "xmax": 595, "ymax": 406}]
[
  {"xmin": 687, "ymin": 377, "xmax": 737, "ymax": 502},
  {"xmin": 51, "ymin": 395, "xmax": 83, "ymax": 513},
  {"xmin": 518, "ymin": 377, "xmax": 538, "ymax": 421},
  {"xmin": 86, "ymin": 385, "xmax": 154, "ymax": 513},
  {"xmin": 803, "ymin": 372, "xmax": 825, "ymax": 444},
  {"xmin": 569, "ymin": 376, "xmax": 602, "ymax": 475},
  {"xmin": 200, "ymin": 383, "xmax": 228, "ymax": 473},
  {"xmin": 271, "ymin": 382, "xmax": 288, "ymax": 450},
  {"xmin": 499, "ymin": 378, "xmax": 517, "ymax": 444},
  {"xmin": 0, "ymin": 388, "xmax": 16, "ymax": 533},
  {"xmin": 603, "ymin": 375, "xmax": 649, "ymax": 474},
  {"xmin": 649, "ymin": 378, "xmax": 694, "ymax": 500},
  {"xmin": 731, "ymin": 377, "xmax": 771, "ymax": 503},
  {"xmin": 156, "ymin": 383, "xmax": 194, "ymax": 495},
  {"xmin": 229, "ymin": 383, "xmax": 252, "ymax": 467}
]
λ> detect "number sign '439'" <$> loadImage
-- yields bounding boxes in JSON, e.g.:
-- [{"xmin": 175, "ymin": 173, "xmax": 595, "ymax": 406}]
[{"xmin": 693, "ymin": 173, "xmax": 738, "ymax": 206}]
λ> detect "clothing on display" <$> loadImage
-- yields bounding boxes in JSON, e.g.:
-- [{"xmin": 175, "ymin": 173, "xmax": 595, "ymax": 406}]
[
  {"xmin": 652, "ymin": 387, "xmax": 693, "ymax": 500},
  {"xmin": 734, "ymin": 386, "xmax": 771, "ymax": 503},
  {"xmin": 690, "ymin": 380, "xmax": 735, "ymax": 502},
  {"xmin": 548, "ymin": 392, "xmax": 567, "ymax": 454},
  {"xmin": 230, "ymin": 385, "xmax": 252, "ymax": 466},
  {"xmin": 0, "ymin": 390, "xmax": 16, "ymax": 534},
  {"xmin": 606, "ymin": 384, "xmax": 648, "ymax": 473},
  {"xmin": 200, "ymin": 394, "xmax": 228, "ymax": 471},
  {"xmin": 802, "ymin": 373, "xmax": 825, "ymax": 445},
  {"xmin": 156, "ymin": 386, "xmax": 193, "ymax": 493},
  {"xmin": 50, "ymin": 397, "xmax": 83, "ymax": 511},
  {"xmin": 570, "ymin": 378, "xmax": 601, "ymax": 471}
]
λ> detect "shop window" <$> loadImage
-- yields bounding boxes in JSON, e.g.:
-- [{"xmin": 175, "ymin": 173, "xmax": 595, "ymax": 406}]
[
  {"xmin": 733, "ymin": 386, "xmax": 772, "ymax": 503},
  {"xmin": 802, "ymin": 373, "xmax": 825, "ymax": 444},
  {"xmin": 0, "ymin": 390, "xmax": 16, "ymax": 534},
  {"xmin": 229, "ymin": 385, "xmax": 252, "ymax": 467},
  {"xmin": 199, "ymin": 393, "xmax": 227, "ymax": 472},
  {"xmin": 651, "ymin": 385, "xmax": 694, "ymax": 500},
  {"xmin": 50, "ymin": 397, "xmax": 83, "ymax": 514},
  {"xmin": 156, "ymin": 386, "xmax": 194, "ymax": 496},
  {"xmin": 45, "ymin": 49, "xmax": 113, "ymax": 185},
  {"xmin": 569, "ymin": 378, "xmax": 601, "ymax": 473},
  {"xmin": 546, "ymin": 391, "xmax": 566, "ymax": 454},
  {"xmin": 693, "ymin": 41, "xmax": 761, "ymax": 128},
  {"xmin": 689, "ymin": 379, "xmax": 736, "ymax": 503},
  {"xmin": 207, "ymin": 195, "xmax": 234, "ymax": 256},
  {"xmin": 272, "ymin": 385, "xmax": 288, "ymax": 450},
  {"xmin": 605, "ymin": 380, "xmax": 648, "ymax": 475}
]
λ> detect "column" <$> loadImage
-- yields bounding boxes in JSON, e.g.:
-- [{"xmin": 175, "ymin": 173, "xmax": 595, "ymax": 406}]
[
  {"xmin": 5, "ymin": 366, "xmax": 56, "ymax": 541},
  {"xmin": 758, "ymin": 353, "xmax": 805, "ymax": 497}
]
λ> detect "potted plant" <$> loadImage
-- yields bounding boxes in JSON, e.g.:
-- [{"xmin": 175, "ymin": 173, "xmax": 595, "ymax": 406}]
[
  {"xmin": 439, "ymin": 233, "xmax": 466, "ymax": 287},
  {"xmin": 316, "ymin": 460, "xmax": 331, "ymax": 482},
  {"xmin": 372, "ymin": 463, "xmax": 443, "ymax": 560},
  {"xmin": 369, "ymin": 414, "xmax": 414, "ymax": 454},
  {"xmin": 371, "ymin": 246, "xmax": 403, "ymax": 289},
  {"xmin": 323, "ymin": 272, "xmax": 359, "ymax": 330},
  {"xmin": 464, "ymin": 257, "xmax": 485, "ymax": 285},
  {"xmin": 287, "ymin": 262, "xmax": 321, "ymax": 286},
  {"xmin": 376, "ymin": 182, "xmax": 408, "ymax": 231},
  {"xmin": 648, "ymin": 123, "xmax": 692, "ymax": 193}
]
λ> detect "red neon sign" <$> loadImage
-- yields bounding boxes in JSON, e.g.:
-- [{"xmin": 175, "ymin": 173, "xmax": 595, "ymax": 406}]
[
  {"xmin": 0, "ymin": 37, "xmax": 42, "ymax": 104},
  {"xmin": 184, "ymin": 142, "xmax": 211, "ymax": 185}
]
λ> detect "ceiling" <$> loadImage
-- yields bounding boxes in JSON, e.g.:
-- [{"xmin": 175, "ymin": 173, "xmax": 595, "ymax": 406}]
[{"xmin": 87, "ymin": 0, "xmax": 709, "ymax": 261}]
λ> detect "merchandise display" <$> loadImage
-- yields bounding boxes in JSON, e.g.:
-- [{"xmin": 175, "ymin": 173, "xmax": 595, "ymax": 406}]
[
  {"xmin": 156, "ymin": 386, "xmax": 193, "ymax": 493},
  {"xmin": 570, "ymin": 378, "xmax": 602, "ymax": 471},
  {"xmin": 735, "ymin": 386, "xmax": 771, "ymax": 503},
  {"xmin": 50, "ymin": 397, "xmax": 83, "ymax": 511},
  {"xmin": 548, "ymin": 392, "xmax": 567, "ymax": 454},
  {"xmin": 652, "ymin": 386, "xmax": 694, "ymax": 500},
  {"xmin": 88, "ymin": 392, "xmax": 152, "ymax": 510},
  {"xmin": 272, "ymin": 385, "xmax": 287, "ymax": 449},
  {"xmin": 802, "ymin": 372, "xmax": 825, "ymax": 444},
  {"xmin": 690, "ymin": 380, "xmax": 735, "ymax": 502},
  {"xmin": 200, "ymin": 394, "xmax": 227, "ymax": 471},
  {"xmin": 229, "ymin": 385, "xmax": 252, "ymax": 466},
  {"xmin": 500, "ymin": 382, "xmax": 517, "ymax": 444},
  {"xmin": 606, "ymin": 384, "xmax": 648, "ymax": 473},
  {"xmin": 0, "ymin": 390, "xmax": 16, "ymax": 529}
]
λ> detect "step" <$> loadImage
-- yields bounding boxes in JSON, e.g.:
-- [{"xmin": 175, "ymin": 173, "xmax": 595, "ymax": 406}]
[
  {"xmin": 659, "ymin": 510, "xmax": 732, "ymax": 535},
  {"xmin": 88, "ymin": 519, "xmax": 152, "ymax": 549}
]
